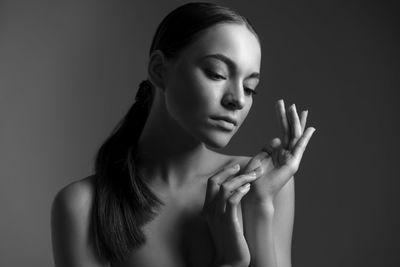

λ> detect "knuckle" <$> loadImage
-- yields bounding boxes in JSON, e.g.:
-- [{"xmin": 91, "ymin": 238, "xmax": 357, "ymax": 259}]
[
  {"xmin": 257, "ymin": 167, "xmax": 265, "ymax": 176},
  {"xmin": 221, "ymin": 183, "xmax": 230, "ymax": 193},
  {"xmin": 233, "ymin": 174, "xmax": 248, "ymax": 184},
  {"xmin": 225, "ymin": 164, "xmax": 238, "ymax": 172}
]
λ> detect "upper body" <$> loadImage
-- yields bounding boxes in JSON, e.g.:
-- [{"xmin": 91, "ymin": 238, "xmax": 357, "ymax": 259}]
[
  {"xmin": 51, "ymin": 3, "xmax": 314, "ymax": 267},
  {"xmin": 51, "ymin": 152, "xmax": 295, "ymax": 267}
]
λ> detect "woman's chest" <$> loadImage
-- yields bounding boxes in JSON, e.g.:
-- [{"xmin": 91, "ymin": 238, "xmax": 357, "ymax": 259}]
[{"xmin": 114, "ymin": 189, "xmax": 215, "ymax": 267}]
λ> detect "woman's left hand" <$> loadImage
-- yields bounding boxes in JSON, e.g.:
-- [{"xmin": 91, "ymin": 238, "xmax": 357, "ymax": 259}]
[{"xmin": 241, "ymin": 99, "xmax": 316, "ymax": 207}]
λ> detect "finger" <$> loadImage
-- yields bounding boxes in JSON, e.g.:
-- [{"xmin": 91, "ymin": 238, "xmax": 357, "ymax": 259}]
[
  {"xmin": 275, "ymin": 99, "xmax": 290, "ymax": 148},
  {"xmin": 261, "ymin": 137, "xmax": 282, "ymax": 166},
  {"xmin": 215, "ymin": 173, "xmax": 256, "ymax": 214},
  {"xmin": 222, "ymin": 171, "xmax": 257, "ymax": 192},
  {"xmin": 204, "ymin": 163, "xmax": 240, "ymax": 206},
  {"xmin": 266, "ymin": 138, "xmax": 282, "ymax": 166},
  {"xmin": 226, "ymin": 183, "xmax": 251, "ymax": 223},
  {"xmin": 288, "ymin": 104, "xmax": 302, "ymax": 150},
  {"xmin": 242, "ymin": 153, "xmax": 266, "ymax": 173},
  {"xmin": 292, "ymin": 127, "xmax": 316, "ymax": 162},
  {"xmin": 299, "ymin": 110, "xmax": 308, "ymax": 133},
  {"xmin": 262, "ymin": 137, "xmax": 281, "ymax": 155},
  {"xmin": 251, "ymin": 156, "xmax": 275, "ymax": 179}
]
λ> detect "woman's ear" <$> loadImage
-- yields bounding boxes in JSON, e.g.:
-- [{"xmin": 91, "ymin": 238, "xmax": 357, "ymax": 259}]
[{"xmin": 147, "ymin": 50, "xmax": 168, "ymax": 92}]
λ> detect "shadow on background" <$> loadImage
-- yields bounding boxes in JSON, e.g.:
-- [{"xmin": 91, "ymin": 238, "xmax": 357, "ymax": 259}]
[{"xmin": 0, "ymin": 0, "xmax": 399, "ymax": 266}]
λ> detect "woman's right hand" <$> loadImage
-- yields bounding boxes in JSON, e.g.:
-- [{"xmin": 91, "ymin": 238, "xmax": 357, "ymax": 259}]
[{"xmin": 202, "ymin": 163, "xmax": 258, "ymax": 267}]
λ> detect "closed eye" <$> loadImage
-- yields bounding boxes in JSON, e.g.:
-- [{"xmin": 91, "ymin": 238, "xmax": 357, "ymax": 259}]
[
  {"xmin": 205, "ymin": 70, "xmax": 257, "ymax": 96},
  {"xmin": 244, "ymin": 87, "xmax": 257, "ymax": 96},
  {"xmin": 205, "ymin": 70, "xmax": 226, "ymax": 80}
]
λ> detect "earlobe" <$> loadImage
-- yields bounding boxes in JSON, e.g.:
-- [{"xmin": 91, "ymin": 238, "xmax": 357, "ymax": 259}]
[{"xmin": 147, "ymin": 50, "xmax": 167, "ymax": 92}]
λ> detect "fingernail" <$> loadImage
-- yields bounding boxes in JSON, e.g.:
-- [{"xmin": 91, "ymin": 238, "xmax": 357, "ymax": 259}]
[
  {"xmin": 240, "ymin": 183, "xmax": 251, "ymax": 191},
  {"xmin": 232, "ymin": 164, "xmax": 240, "ymax": 171},
  {"xmin": 248, "ymin": 171, "xmax": 257, "ymax": 178},
  {"xmin": 292, "ymin": 104, "xmax": 296, "ymax": 111}
]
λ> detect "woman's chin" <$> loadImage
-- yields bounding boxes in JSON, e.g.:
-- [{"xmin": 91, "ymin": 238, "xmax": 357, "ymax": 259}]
[{"xmin": 200, "ymin": 131, "xmax": 234, "ymax": 149}]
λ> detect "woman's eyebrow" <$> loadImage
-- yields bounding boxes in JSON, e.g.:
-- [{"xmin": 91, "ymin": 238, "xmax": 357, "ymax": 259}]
[{"xmin": 201, "ymin": 53, "xmax": 260, "ymax": 80}]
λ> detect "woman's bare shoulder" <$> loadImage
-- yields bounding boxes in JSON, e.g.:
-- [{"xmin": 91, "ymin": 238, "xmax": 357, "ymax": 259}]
[
  {"xmin": 51, "ymin": 176, "xmax": 96, "ymax": 240},
  {"xmin": 51, "ymin": 175, "xmax": 108, "ymax": 266},
  {"xmin": 51, "ymin": 175, "xmax": 96, "ymax": 216}
]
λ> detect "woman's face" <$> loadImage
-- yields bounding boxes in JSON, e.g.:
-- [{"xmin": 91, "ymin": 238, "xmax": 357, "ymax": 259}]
[{"xmin": 163, "ymin": 23, "xmax": 261, "ymax": 148}]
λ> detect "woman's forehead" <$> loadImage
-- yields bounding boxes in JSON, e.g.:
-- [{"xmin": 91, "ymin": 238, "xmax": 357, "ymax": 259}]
[{"xmin": 182, "ymin": 23, "xmax": 261, "ymax": 71}]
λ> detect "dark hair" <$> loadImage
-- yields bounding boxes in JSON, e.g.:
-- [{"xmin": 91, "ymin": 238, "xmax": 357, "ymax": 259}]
[{"xmin": 91, "ymin": 2, "xmax": 259, "ymax": 262}]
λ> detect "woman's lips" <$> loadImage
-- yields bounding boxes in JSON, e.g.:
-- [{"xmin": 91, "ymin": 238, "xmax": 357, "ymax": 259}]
[{"xmin": 210, "ymin": 118, "xmax": 236, "ymax": 131}]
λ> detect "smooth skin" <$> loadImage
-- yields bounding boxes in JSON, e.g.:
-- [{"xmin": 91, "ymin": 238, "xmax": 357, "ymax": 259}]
[
  {"xmin": 203, "ymin": 99, "xmax": 314, "ymax": 267},
  {"xmin": 240, "ymin": 100, "xmax": 315, "ymax": 267},
  {"xmin": 202, "ymin": 164, "xmax": 257, "ymax": 267},
  {"xmin": 51, "ymin": 22, "xmax": 315, "ymax": 267}
]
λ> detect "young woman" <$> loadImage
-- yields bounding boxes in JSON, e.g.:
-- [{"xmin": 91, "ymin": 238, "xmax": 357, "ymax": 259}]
[{"xmin": 51, "ymin": 2, "xmax": 315, "ymax": 267}]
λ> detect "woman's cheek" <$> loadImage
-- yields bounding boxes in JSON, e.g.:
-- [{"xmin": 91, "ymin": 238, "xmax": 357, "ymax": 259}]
[
  {"xmin": 164, "ymin": 80, "xmax": 202, "ymax": 123},
  {"xmin": 183, "ymin": 71, "xmax": 220, "ymax": 111}
]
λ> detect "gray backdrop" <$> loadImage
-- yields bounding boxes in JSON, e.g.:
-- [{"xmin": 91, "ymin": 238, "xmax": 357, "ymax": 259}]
[{"xmin": 1, "ymin": 0, "xmax": 399, "ymax": 266}]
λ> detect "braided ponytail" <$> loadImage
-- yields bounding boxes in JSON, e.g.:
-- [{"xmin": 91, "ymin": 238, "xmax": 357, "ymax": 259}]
[{"xmin": 92, "ymin": 80, "xmax": 163, "ymax": 262}]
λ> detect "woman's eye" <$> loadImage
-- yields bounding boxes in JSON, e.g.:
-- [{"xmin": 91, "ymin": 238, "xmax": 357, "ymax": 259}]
[
  {"xmin": 205, "ymin": 69, "xmax": 257, "ymax": 96},
  {"xmin": 244, "ymin": 88, "xmax": 257, "ymax": 96},
  {"xmin": 206, "ymin": 70, "xmax": 226, "ymax": 80}
]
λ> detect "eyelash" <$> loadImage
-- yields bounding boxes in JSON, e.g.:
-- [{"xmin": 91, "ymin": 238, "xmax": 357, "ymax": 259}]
[{"xmin": 206, "ymin": 71, "xmax": 257, "ymax": 96}]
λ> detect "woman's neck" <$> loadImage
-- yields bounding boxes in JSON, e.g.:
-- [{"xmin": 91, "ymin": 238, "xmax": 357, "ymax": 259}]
[{"xmin": 136, "ymin": 89, "xmax": 215, "ymax": 190}]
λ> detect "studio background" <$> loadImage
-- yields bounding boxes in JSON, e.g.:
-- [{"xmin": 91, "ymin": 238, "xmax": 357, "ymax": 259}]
[{"xmin": 1, "ymin": 0, "xmax": 399, "ymax": 266}]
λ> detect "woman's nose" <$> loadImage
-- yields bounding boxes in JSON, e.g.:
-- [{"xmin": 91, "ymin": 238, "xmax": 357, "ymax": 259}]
[{"xmin": 222, "ymin": 83, "xmax": 246, "ymax": 110}]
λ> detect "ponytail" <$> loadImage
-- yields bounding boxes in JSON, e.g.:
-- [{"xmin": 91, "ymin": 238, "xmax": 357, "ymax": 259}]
[
  {"xmin": 92, "ymin": 80, "xmax": 163, "ymax": 262},
  {"xmin": 90, "ymin": 1, "xmax": 259, "ymax": 263}
]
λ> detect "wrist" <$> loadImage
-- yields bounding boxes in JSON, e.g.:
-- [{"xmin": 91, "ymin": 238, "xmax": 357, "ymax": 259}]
[{"xmin": 245, "ymin": 198, "xmax": 275, "ymax": 217}]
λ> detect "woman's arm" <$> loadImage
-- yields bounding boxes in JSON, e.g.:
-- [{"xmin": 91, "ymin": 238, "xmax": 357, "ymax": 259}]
[
  {"xmin": 51, "ymin": 177, "xmax": 109, "ymax": 267},
  {"xmin": 240, "ymin": 176, "xmax": 294, "ymax": 267},
  {"xmin": 237, "ymin": 100, "xmax": 314, "ymax": 267},
  {"xmin": 271, "ymin": 177, "xmax": 294, "ymax": 267}
]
